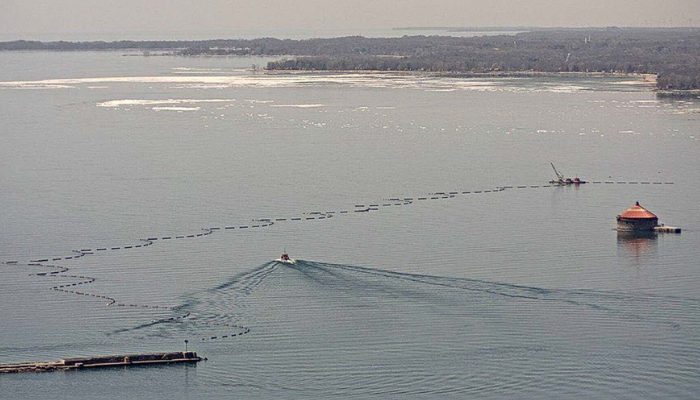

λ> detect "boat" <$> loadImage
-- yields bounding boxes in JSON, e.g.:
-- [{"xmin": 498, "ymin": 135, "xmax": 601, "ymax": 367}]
[
  {"xmin": 276, "ymin": 250, "xmax": 296, "ymax": 265},
  {"xmin": 549, "ymin": 163, "xmax": 587, "ymax": 185}
]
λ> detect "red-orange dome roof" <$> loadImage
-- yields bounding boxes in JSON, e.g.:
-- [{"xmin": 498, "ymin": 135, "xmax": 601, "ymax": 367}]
[{"xmin": 620, "ymin": 203, "xmax": 657, "ymax": 219}]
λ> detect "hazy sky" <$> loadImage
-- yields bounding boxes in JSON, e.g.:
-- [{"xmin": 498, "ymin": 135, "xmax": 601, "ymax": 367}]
[{"xmin": 1, "ymin": 0, "xmax": 699, "ymax": 40}]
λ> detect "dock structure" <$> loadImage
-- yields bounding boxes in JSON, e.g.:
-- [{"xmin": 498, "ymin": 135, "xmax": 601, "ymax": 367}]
[
  {"xmin": 654, "ymin": 225, "xmax": 681, "ymax": 233},
  {"xmin": 0, "ymin": 351, "xmax": 202, "ymax": 374}
]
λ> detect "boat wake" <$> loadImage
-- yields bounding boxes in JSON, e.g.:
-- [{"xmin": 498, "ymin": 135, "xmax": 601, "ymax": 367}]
[
  {"xmin": 305, "ymin": 261, "xmax": 695, "ymax": 328},
  {"xmin": 182, "ymin": 260, "xmax": 698, "ymax": 342},
  {"xmin": 187, "ymin": 260, "xmax": 700, "ymax": 396},
  {"xmin": 2, "ymin": 180, "xmax": 677, "ymax": 345}
]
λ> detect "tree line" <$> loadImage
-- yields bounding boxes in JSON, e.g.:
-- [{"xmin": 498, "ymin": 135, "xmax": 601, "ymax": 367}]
[{"xmin": 2, "ymin": 28, "xmax": 699, "ymax": 90}]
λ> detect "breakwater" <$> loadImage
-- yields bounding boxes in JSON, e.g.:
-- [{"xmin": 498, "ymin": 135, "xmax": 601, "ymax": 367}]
[{"xmin": 0, "ymin": 351, "xmax": 202, "ymax": 374}]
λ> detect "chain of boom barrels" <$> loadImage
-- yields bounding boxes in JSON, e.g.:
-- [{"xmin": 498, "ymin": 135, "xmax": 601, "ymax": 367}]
[{"xmin": 2, "ymin": 180, "xmax": 674, "ymax": 341}]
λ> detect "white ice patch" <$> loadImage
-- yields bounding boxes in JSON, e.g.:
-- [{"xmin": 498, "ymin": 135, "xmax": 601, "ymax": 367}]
[
  {"xmin": 547, "ymin": 85, "xmax": 587, "ymax": 93},
  {"xmin": 172, "ymin": 67, "xmax": 220, "ymax": 70},
  {"xmin": 171, "ymin": 67, "xmax": 224, "ymax": 74},
  {"xmin": 152, "ymin": 106, "xmax": 201, "ymax": 111},
  {"xmin": 97, "ymin": 99, "xmax": 236, "ymax": 108},
  {"xmin": 269, "ymin": 104, "xmax": 324, "ymax": 108},
  {"xmin": 0, "ymin": 83, "xmax": 75, "ymax": 90},
  {"xmin": 451, "ymin": 81, "xmax": 499, "ymax": 87},
  {"xmin": 614, "ymin": 80, "xmax": 654, "ymax": 85},
  {"xmin": 672, "ymin": 109, "xmax": 700, "ymax": 115},
  {"xmin": 0, "ymin": 73, "xmax": 647, "ymax": 93},
  {"xmin": 170, "ymin": 84, "xmax": 232, "ymax": 89}
]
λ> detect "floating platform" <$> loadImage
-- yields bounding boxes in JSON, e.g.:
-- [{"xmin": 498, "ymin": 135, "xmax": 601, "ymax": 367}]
[
  {"xmin": 654, "ymin": 225, "xmax": 682, "ymax": 233},
  {"xmin": 0, "ymin": 351, "xmax": 202, "ymax": 374}
]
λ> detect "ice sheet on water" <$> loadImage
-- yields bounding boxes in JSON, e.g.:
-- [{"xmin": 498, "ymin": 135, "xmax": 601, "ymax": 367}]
[
  {"xmin": 269, "ymin": 104, "xmax": 324, "ymax": 108},
  {"xmin": 152, "ymin": 106, "xmax": 201, "ymax": 111},
  {"xmin": 97, "ymin": 99, "xmax": 236, "ymax": 108},
  {"xmin": 0, "ymin": 73, "xmax": 658, "ymax": 94}
]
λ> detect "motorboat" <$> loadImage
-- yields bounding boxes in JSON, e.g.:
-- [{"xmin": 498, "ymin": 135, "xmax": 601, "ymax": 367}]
[{"xmin": 276, "ymin": 250, "xmax": 296, "ymax": 265}]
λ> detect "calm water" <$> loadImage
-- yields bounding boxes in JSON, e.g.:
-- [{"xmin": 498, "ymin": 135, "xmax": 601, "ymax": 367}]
[{"xmin": 1, "ymin": 51, "xmax": 699, "ymax": 399}]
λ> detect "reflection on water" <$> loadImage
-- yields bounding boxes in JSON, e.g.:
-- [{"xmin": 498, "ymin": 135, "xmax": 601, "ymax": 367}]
[
  {"xmin": 617, "ymin": 231, "xmax": 658, "ymax": 260},
  {"xmin": 1, "ymin": 51, "xmax": 699, "ymax": 399}
]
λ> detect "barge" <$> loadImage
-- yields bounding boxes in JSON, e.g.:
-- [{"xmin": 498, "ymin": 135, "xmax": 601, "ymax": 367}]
[{"xmin": 0, "ymin": 351, "xmax": 203, "ymax": 374}]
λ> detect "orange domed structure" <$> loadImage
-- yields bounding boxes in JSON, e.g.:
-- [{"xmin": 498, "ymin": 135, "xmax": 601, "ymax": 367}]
[{"xmin": 616, "ymin": 202, "xmax": 658, "ymax": 232}]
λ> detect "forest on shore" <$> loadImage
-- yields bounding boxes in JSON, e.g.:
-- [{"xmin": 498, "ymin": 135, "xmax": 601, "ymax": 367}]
[{"xmin": 2, "ymin": 28, "xmax": 698, "ymax": 91}]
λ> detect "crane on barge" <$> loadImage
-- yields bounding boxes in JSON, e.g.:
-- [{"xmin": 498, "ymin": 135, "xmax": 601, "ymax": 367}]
[{"xmin": 550, "ymin": 162, "xmax": 586, "ymax": 185}]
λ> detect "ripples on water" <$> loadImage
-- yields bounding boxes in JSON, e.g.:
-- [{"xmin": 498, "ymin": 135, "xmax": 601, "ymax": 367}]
[
  {"xmin": 1, "ymin": 52, "xmax": 699, "ymax": 398},
  {"xmin": 169, "ymin": 260, "xmax": 699, "ymax": 397}
]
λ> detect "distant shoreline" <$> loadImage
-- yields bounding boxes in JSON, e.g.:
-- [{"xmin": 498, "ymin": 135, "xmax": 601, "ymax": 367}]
[
  {"xmin": 1, "ymin": 30, "xmax": 697, "ymax": 92},
  {"xmin": 263, "ymin": 69, "xmax": 657, "ymax": 81},
  {"xmin": 261, "ymin": 69, "xmax": 666, "ymax": 92}
]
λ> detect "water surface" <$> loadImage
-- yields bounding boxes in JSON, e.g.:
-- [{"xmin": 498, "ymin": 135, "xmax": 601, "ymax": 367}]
[{"xmin": 1, "ymin": 51, "xmax": 699, "ymax": 398}]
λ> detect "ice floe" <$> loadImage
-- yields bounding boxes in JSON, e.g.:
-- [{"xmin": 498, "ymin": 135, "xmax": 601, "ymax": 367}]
[
  {"xmin": 269, "ymin": 104, "xmax": 324, "ymax": 108},
  {"xmin": 97, "ymin": 99, "xmax": 236, "ymax": 108},
  {"xmin": 152, "ymin": 106, "xmax": 201, "ymax": 111}
]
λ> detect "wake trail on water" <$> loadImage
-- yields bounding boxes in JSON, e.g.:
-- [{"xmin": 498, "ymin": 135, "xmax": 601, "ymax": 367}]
[
  {"xmin": 185, "ymin": 259, "xmax": 700, "ymax": 345},
  {"xmin": 184, "ymin": 258, "xmax": 700, "ymax": 397},
  {"xmin": 212, "ymin": 261, "xmax": 279, "ymax": 293},
  {"xmin": 296, "ymin": 261, "xmax": 698, "ymax": 329},
  {"xmin": 1, "ymin": 180, "xmax": 677, "ymax": 343},
  {"xmin": 111, "ymin": 263, "xmax": 282, "ymax": 339}
]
